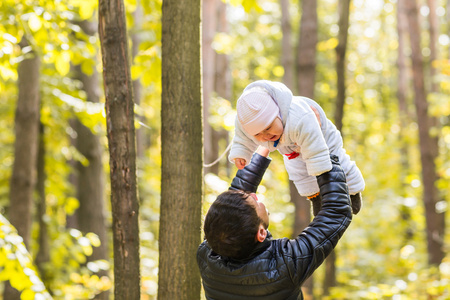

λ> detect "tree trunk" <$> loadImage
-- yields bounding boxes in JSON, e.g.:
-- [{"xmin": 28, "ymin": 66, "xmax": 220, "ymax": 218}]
[
  {"xmin": 296, "ymin": 0, "xmax": 317, "ymax": 97},
  {"xmin": 404, "ymin": 0, "xmax": 445, "ymax": 265},
  {"xmin": 290, "ymin": 181, "xmax": 313, "ymax": 299},
  {"xmin": 281, "ymin": 0, "xmax": 295, "ymax": 91},
  {"xmin": 203, "ymin": 0, "xmax": 219, "ymax": 174},
  {"xmin": 334, "ymin": 0, "xmax": 351, "ymax": 132},
  {"xmin": 396, "ymin": 0, "xmax": 414, "ymax": 243},
  {"xmin": 215, "ymin": 0, "xmax": 231, "ymax": 175},
  {"xmin": 158, "ymin": 1, "xmax": 202, "ymax": 300},
  {"xmin": 325, "ymin": 0, "xmax": 350, "ymax": 295},
  {"xmin": 427, "ymin": 0, "xmax": 438, "ymax": 94},
  {"xmin": 72, "ymin": 21, "xmax": 110, "ymax": 300},
  {"xmin": 98, "ymin": 0, "xmax": 141, "ymax": 298},
  {"xmin": 132, "ymin": 0, "xmax": 146, "ymax": 158},
  {"xmin": 35, "ymin": 123, "xmax": 50, "ymax": 285},
  {"xmin": 5, "ymin": 39, "xmax": 41, "ymax": 300},
  {"xmin": 295, "ymin": 1, "xmax": 317, "ymax": 298}
]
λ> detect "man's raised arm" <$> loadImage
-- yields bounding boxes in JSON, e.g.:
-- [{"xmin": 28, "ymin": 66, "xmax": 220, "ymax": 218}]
[{"xmin": 229, "ymin": 146, "xmax": 271, "ymax": 193}]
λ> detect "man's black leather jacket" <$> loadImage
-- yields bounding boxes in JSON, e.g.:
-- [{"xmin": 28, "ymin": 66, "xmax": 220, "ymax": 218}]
[{"xmin": 197, "ymin": 153, "xmax": 352, "ymax": 300}]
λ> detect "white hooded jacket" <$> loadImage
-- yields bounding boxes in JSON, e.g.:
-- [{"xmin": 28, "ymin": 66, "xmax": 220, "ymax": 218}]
[{"xmin": 229, "ymin": 80, "xmax": 365, "ymax": 196}]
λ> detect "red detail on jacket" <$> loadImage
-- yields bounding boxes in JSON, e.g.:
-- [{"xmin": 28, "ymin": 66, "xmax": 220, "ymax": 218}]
[{"xmin": 285, "ymin": 151, "xmax": 300, "ymax": 160}]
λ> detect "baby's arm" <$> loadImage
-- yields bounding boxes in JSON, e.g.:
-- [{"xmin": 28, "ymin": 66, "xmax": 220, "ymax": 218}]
[{"xmin": 229, "ymin": 119, "xmax": 259, "ymax": 168}]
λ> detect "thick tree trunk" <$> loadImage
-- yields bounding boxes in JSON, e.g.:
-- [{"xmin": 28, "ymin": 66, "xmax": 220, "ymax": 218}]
[
  {"xmin": 295, "ymin": 1, "xmax": 318, "ymax": 298},
  {"xmin": 404, "ymin": 0, "xmax": 445, "ymax": 265},
  {"xmin": 203, "ymin": 0, "xmax": 219, "ymax": 174},
  {"xmin": 296, "ymin": 0, "xmax": 317, "ymax": 97},
  {"xmin": 158, "ymin": 1, "xmax": 202, "ymax": 299},
  {"xmin": 98, "ymin": 0, "xmax": 140, "ymax": 298},
  {"xmin": 334, "ymin": 0, "xmax": 351, "ymax": 132},
  {"xmin": 5, "ymin": 39, "xmax": 40, "ymax": 300}
]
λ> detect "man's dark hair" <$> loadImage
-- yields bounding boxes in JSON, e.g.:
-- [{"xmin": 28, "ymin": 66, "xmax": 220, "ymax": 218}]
[{"xmin": 204, "ymin": 190, "xmax": 262, "ymax": 260}]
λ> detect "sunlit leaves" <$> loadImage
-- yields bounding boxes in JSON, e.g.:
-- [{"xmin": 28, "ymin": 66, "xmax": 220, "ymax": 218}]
[{"xmin": 0, "ymin": 214, "xmax": 52, "ymax": 299}]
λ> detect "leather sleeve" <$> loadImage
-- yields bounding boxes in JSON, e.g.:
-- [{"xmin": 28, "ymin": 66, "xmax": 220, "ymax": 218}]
[
  {"xmin": 229, "ymin": 153, "xmax": 271, "ymax": 193},
  {"xmin": 281, "ymin": 155, "xmax": 352, "ymax": 285}
]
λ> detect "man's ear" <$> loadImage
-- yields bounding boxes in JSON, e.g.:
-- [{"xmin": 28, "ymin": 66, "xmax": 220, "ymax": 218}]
[{"xmin": 255, "ymin": 224, "xmax": 267, "ymax": 242}]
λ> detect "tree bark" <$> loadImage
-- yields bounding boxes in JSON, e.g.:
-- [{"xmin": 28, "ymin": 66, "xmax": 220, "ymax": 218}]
[
  {"xmin": 404, "ymin": 0, "xmax": 445, "ymax": 265},
  {"xmin": 296, "ymin": 0, "xmax": 317, "ymax": 97},
  {"xmin": 427, "ymin": 0, "xmax": 438, "ymax": 93},
  {"xmin": 294, "ymin": 1, "xmax": 318, "ymax": 298},
  {"xmin": 5, "ymin": 39, "xmax": 41, "ymax": 300},
  {"xmin": 35, "ymin": 123, "xmax": 50, "ymax": 285},
  {"xmin": 334, "ymin": 0, "xmax": 351, "ymax": 132},
  {"xmin": 290, "ymin": 181, "xmax": 313, "ymax": 299},
  {"xmin": 98, "ymin": 0, "xmax": 140, "ymax": 298},
  {"xmin": 132, "ymin": 0, "xmax": 146, "ymax": 158},
  {"xmin": 214, "ymin": 0, "xmax": 231, "ymax": 175},
  {"xmin": 158, "ymin": 1, "xmax": 202, "ymax": 300},
  {"xmin": 72, "ymin": 21, "xmax": 110, "ymax": 300},
  {"xmin": 397, "ymin": 0, "xmax": 414, "ymax": 243},
  {"xmin": 281, "ymin": 0, "xmax": 295, "ymax": 91},
  {"xmin": 203, "ymin": 0, "xmax": 219, "ymax": 174}
]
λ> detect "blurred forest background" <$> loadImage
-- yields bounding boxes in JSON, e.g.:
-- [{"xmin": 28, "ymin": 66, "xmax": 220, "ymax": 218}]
[{"xmin": 0, "ymin": 0, "xmax": 449, "ymax": 299}]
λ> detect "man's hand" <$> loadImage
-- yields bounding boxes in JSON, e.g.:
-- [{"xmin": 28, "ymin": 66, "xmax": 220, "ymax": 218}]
[
  {"xmin": 234, "ymin": 158, "xmax": 246, "ymax": 170},
  {"xmin": 255, "ymin": 146, "xmax": 269, "ymax": 158}
]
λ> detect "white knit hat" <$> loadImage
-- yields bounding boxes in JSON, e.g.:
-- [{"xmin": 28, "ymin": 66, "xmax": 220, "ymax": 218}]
[{"xmin": 236, "ymin": 88, "xmax": 280, "ymax": 135}]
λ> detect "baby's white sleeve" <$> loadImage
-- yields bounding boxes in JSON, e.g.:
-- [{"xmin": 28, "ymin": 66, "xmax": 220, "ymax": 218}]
[{"xmin": 228, "ymin": 122, "xmax": 258, "ymax": 166}]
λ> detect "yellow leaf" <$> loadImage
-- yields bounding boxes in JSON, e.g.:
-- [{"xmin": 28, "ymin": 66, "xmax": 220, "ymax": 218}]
[
  {"xmin": 28, "ymin": 14, "xmax": 42, "ymax": 32},
  {"xmin": 86, "ymin": 232, "xmax": 101, "ymax": 247},
  {"xmin": 20, "ymin": 288, "xmax": 35, "ymax": 300},
  {"xmin": 81, "ymin": 59, "xmax": 95, "ymax": 76},
  {"xmin": 55, "ymin": 52, "xmax": 70, "ymax": 76}
]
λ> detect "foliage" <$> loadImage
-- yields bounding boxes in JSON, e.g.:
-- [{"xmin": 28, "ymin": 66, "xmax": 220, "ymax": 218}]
[
  {"xmin": 0, "ymin": 0, "xmax": 449, "ymax": 298},
  {"xmin": 0, "ymin": 214, "xmax": 52, "ymax": 300}
]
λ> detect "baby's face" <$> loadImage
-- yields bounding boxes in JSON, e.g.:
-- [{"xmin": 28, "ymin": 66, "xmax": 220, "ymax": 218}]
[{"xmin": 253, "ymin": 117, "xmax": 283, "ymax": 142}]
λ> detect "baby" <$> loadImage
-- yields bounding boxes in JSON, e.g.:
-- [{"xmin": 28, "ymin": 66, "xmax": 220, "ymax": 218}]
[{"xmin": 229, "ymin": 80, "xmax": 364, "ymax": 215}]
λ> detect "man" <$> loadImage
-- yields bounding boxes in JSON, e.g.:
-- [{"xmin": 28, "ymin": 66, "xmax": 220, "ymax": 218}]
[{"xmin": 197, "ymin": 147, "xmax": 353, "ymax": 299}]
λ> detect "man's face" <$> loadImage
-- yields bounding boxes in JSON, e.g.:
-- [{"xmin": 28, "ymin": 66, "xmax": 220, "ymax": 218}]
[{"xmin": 247, "ymin": 193, "xmax": 269, "ymax": 229}]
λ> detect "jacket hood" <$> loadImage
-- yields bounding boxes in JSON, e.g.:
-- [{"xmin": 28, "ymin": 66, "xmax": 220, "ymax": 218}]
[{"xmin": 243, "ymin": 80, "xmax": 293, "ymax": 127}]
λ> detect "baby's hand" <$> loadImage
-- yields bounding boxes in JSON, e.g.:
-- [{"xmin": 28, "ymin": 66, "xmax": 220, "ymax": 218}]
[{"xmin": 234, "ymin": 158, "xmax": 246, "ymax": 170}]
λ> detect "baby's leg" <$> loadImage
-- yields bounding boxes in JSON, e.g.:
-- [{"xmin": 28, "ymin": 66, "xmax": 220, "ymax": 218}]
[
  {"xmin": 331, "ymin": 147, "xmax": 364, "ymax": 214},
  {"xmin": 283, "ymin": 157, "xmax": 323, "ymax": 215}
]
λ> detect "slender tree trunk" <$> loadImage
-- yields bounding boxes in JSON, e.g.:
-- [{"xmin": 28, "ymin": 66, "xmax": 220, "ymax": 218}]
[
  {"xmin": 281, "ymin": 0, "xmax": 294, "ymax": 91},
  {"xmin": 397, "ymin": 0, "xmax": 414, "ymax": 243},
  {"xmin": 215, "ymin": 0, "xmax": 232, "ymax": 176},
  {"xmin": 296, "ymin": 0, "xmax": 317, "ymax": 97},
  {"xmin": 98, "ymin": 0, "xmax": 141, "ymax": 298},
  {"xmin": 203, "ymin": 0, "xmax": 219, "ymax": 174},
  {"xmin": 72, "ymin": 21, "xmax": 110, "ymax": 300},
  {"xmin": 334, "ymin": 0, "xmax": 351, "ymax": 132},
  {"xmin": 404, "ymin": 0, "xmax": 445, "ymax": 265},
  {"xmin": 290, "ymin": 181, "xmax": 313, "ymax": 298},
  {"xmin": 325, "ymin": 0, "xmax": 350, "ymax": 295},
  {"xmin": 132, "ymin": 0, "xmax": 146, "ymax": 158},
  {"xmin": 427, "ymin": 0, "xmax": 438, "ymax": 93},
  {"xmin": 5, "ymin": 39, "xmax": 40, "ymax": 300},
  {"xmin": 158, "ymin": 1, "xmax": 202, "ymax": 299},
  {"xmin": 295, "ymin": 1, "xmax": 317, "ymax": 298},
  {"xmin": 35, "ymin": 123, "xmax": 50, "ymax": 285}
]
